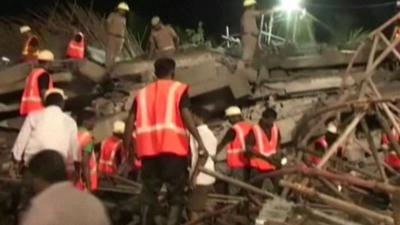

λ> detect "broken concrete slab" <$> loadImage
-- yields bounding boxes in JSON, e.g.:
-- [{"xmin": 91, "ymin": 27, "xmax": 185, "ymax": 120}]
[{"xmin": 77, "ymin": 60, "xmax": 107, "ymax": 83}]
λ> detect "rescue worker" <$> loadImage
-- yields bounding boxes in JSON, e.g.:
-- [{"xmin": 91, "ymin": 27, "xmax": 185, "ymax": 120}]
[
  {"xmin": 245, "ymin": 108, "xmax": 281, "ymax": 189},
  {"xmin": 19, "ymin": 50, "xmax": 55, "ymax": 116},
  {"xmin": 66, "ymin": 31, "xmax": 86, "ymax": 60},
  {"xmin": 381, "ymin": 127, "xmax": 400, "ymax": 170},
  {"xmin": 124, "ymin": 57, "xmax": 207, "ymax": 225},
  {"xmin": 106, "ymin": 2, "xmax": 130, "ymax": 69},
  {"xmin": 20, "ymin": 25, "xmax": 39, "ymax": 63},
  {"xmin": 149, "ymin": 16, "xmax": 180, "ymax": 58},
  {"xmin": 75, "ymin": 110, "xmax": 98, "ymax": 191},
  {"xmin": 310, "ymin": 122, "xmax": 339, "ymax": 165},
  {"xmin": 216, "ymin": 106, "xmax": 253, "ymax": 195},
  {"xmin": 241, "ymin": 0, "xmax": 274, "ymax": 66},
  {"xmin": 99, "ymin": 120, "xmax": 125, "ymax": 176}
]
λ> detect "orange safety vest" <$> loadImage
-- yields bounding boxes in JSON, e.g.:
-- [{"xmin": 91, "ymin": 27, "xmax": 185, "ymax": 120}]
[
  {"xmin": 22, "ymin": 35, "xmax": 39, "ymax": 56},
  {"xmin": 309, "ymin": 136, "xmax": 328, "ymax": 165},
  {"xmin": 99, "ymin": 136, "xmax": 122, "ymax": 175},
  {"xmin": 76, "ymin": 130, "xmax": 98, "ymax": 191},
  {"xmin": 66, "ymin": 32, "xmax": 85, "ymax": 59},
  {"xmin": 135, "ymin": 80, "xmax": 189, "ymax": 158},
  {"xmin": 20, "ymin": 68, "xmax": 53, "ymax": 116},
  {"xmin": 226, "ymin": 122, "xmax": 252, "ymax": 168},
  {"xmin": 250, "ymin": 124, "xmax": 279, "ymax": 171},
  {"xmin": 382, "ymin": 128, "xmax": 400, "ymax": 169}
]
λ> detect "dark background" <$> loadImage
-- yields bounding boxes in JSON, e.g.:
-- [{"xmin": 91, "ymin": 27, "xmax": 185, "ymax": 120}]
[{"xmin": 0, "ymin": 0, "xmax": 397, "ymax": 42}]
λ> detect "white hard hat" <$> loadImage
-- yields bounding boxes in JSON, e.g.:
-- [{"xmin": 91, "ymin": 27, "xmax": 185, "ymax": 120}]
[
  {"xmin": 225, "ymin": 106, "xmax": 242, "ymax": 117},
  {"xmin": 327, "ymin": 122, "xmax": 338, "ymax": 134},
  {"xmin": 38, "ymin": 50, "xmax": 54, "ymax": 61},
  {"xmin": 243, "ymin": 0, "xmax": 257, "ymax": 7},
  {"xmin": 117, "ymin": 2, "xmax": 130, "ymax": 11},
  {"xmin": 113, "ymin": 120, "xmax": 126, "ymax": 134},
  {"xmin": 20, "ymin": 25, "xmax": 31, "ymax": 34},
  {"xmin": 44, "ymin": 88, "xmax": 67, "ymax": 100},
  {"xmin": 151, "ymin": 16, "xmax": 160, "ymax": 26}
]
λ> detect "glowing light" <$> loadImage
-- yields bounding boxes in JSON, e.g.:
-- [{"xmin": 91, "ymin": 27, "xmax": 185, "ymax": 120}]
[{"xmin": 278, "ymin": 0, "xmax": 302, "ymax": 12}]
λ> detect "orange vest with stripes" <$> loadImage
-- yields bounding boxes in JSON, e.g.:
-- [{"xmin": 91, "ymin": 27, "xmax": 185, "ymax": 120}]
[
  {"xmin": 382, "ymin": 128, "xmax": 400, "ymax": 168},
  {"xmin": 250, "ymin": 124, "xmax": 279, "ymax": 171},
  {"xmin": 20, "ymin": 68, "xmax": 54, "ymax": 116},
  {"xmin": 66, "ymin": 32, "xmax": 85, "ymax": 59},
  {"xmin": 135, "ymin": 80, "xmax": 189, "ymax": 158},
  {"xmin": 77, "ymin": 130, "xmax": 98, "ymax": 191},
  {"xmin": 99, "ymin": 136, "xmax": 122, "ymax": 175},
  {"xmin": 226, "ymin": 122, "xmax": 252, "ymax": 168}
]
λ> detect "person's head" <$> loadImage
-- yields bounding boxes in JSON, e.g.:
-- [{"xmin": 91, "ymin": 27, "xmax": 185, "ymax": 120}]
[
  {"xmin": 151, "ymin": 16, "xmax": 162, "ymax": 30},
  {"xmin": 20, "ymin": 25, "xmax": 31, "ymax": 37},
  {"xmin": 37, "ymin": 49, "xmax": 54, "ymax": 68},
  {"xmin": 113, "ymin": 120, "xmax": 125, "ymax": 138},
  {"xmin": 154, "ymin": 57, "xmax": 176, "ymax": 79},
  {"xmin": 77, "ymin": 109, "xmax": 96, "ymax": 130},
  {"xmin": 325, "ymin": 122, "xmax": 338, "ymax": 143},
  {"xmin": 27, "ymin": 150, "xmax": 68, "ymax": 193},
  {"xmin": 225, "ymin": 106, "xmax": 243, "ymax": 125},
  {"xmin": 117, "ymin": 2, "xmax": 130, "ymax": 15},
  {"xmin": 260, "ymin": 108, "xmax": 277, "ymax": 128},
  {"xmin": 243, "ymin": 0, "xmax": 257, "ymax": 9},
  {"xmin": 44, "ymin": 88, "xmax": 66, "ymax": 109},
  {"xmin": 74, "ymin": 32, "xmax": 83, "ymax": 43},
  {"xmin": 192, "ymin": 107, "xmax": 209, "ymax": 126}
]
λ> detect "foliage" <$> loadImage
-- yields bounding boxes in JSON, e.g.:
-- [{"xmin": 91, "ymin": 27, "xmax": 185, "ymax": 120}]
[
  {"xmin": 346, "ymin": 28, "xmax": 369, "ymax": 45},
  {"xmin": 181, "ymin": 21, "xmax": 212, "ymax": 48}
]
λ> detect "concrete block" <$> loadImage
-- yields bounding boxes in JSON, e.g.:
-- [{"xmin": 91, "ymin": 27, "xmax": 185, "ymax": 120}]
[
  {"xmin": 77, "ymin": 60, "xmax": 107, "ymax": 83},
  {"xmin": 0, "ymin": 63, "xmax": 32, "ymax": 86},
  {"xmin": 229, "ymin": 72, "xmax": 251, "ymax": 99}
]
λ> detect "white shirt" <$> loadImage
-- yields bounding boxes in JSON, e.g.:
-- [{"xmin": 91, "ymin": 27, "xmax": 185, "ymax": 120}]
[
  {"xmin": 190, "ymin": 124, "xmax": 217, "ymax": 186},
  {"xmin": 21, "ymin": 181, "xmax": 110, "ymax": 225},
  {"xmin": 12, "ymin": 106, "xmax": 80, "ymax": 165}
]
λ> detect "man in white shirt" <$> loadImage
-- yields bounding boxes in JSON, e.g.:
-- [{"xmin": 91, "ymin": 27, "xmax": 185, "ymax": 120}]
[
  {"xmin": 189, "ymin": 108, "xmax": 217, "ymax": 221},
  {"xmin": 21, "ymin": 150, "xmax": 110, "ymax": 225},
  {"xmin": 12, "ymin": 88, "xmax": 80, "ymax": 172}
]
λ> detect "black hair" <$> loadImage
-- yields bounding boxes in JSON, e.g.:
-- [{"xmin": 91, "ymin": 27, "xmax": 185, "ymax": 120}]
[
  {"xmin": 28, "ymin": 150, "xmax": 68, "ymax": 183},
  {"xmin": 192, "ymin": 106, "xmax": 210, "ymax": 121},
  {"xmin": 262, "ymin": 108, "xmax": 277, "ymax": 119},
  {"xmin": 74, "ymin": 34, "xmax": 83, "ymax": 42},
  {"xmin": 44, "ymin": 93, "xmax": 64, "ymax": 108},
  {"xmin": 154, "ymin": 57, "xmax": 176, "ymax": 78}
]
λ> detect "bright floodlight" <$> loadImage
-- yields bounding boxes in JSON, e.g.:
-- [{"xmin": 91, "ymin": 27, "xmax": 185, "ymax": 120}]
[{"xmin": 279, "ymin": 0, "xmax": 301, "ymax": 12}]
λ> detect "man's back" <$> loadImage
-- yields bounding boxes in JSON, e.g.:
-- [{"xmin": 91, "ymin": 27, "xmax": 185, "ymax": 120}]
[
  {"xmin": 22, "ymin": 181, "xmax": 110, "ymax": 225},
  {"xmin": 151, "ymin": 25, "xmax": 176, "ymax": 50}
]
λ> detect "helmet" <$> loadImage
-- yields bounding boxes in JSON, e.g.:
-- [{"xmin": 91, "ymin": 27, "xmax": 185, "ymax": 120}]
[
  {"xmin": 44, "ymin": 88, "xmax": 67, "ymax": 100},
  {"xmin": 38, "ymin": 50, "xmax": 54, "ymax": 61},
  {"xmin": 225, "ymin": 106, "xmax": 242, "ymax": 117},
  {"xmin": 113, "ymin": 120, "xmax": 126, "ymax": 134},
  {"xmin": 151, "ymin": 16, "xmax": 160, "ymax": 26},
  {"xmin": 326, "ymin": 122, "xmax": 338, "ymax": 134},
  {"xmin": 243, "ymin": 0, "xmax": 257, "ymax": 7},
  {"xmin": 117, "ymin": 2, "xmax": 130, "ymax": 11},
  {"xmin": 20, "ymin": 25, "xmax": 31, "ymax": 34}
]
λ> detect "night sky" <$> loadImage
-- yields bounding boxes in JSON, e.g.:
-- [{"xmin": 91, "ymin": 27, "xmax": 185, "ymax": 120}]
[{"xmin": 0, "ymin": 0, "xmax": 397, "ymax": 42}]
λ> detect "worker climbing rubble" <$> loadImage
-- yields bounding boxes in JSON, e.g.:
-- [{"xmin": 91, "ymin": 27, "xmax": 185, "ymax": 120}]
[
  {"xmin": 149, "ymin": 16, "xmax": 180, "ymax": 59},
  {"xmin": 123, "ymin": 57, "xmax": 208, "ymax": 225},
  {"xmin": 105, "ymin": 2, "xmax": 130, "ymax": 69},
  {"xmin": 216, "ymin": 106, "xmax": 253, "ymax": 195},
  {"xmin": 309, "ymin": 122, "xmax": 340, "ymax": 165},
  {"xmin": 66, "ymin": 31, "xmax": 86, "ymax": 60},
  {"xmin": 20, "ymin": 25, "xmax": 39, "ymax": 63},
  {"xmin": 19, "ymin": 50, "xmax": 55, "ymax": 116}
]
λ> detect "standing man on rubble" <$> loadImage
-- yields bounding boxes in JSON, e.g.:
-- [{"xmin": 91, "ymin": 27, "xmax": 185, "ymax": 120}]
[
  {"xmin": 149, "ymin": 16, "xmax": 180, "ymax": 59},
  {"xmin": 20, "ymin": 25, "xmax": 40, "ymax": 63},
  {"xmin": 106, "ymin": 2, "xmax": 130, "ymax": 69},
  {"xmin": 124, "ymin": 57, "xmax": 207, "ymax": 225},
  {"xmin": 20, "ymin": 50, "xmax": 55, "ymax": 116},
  {"xmin": 216, "ymin": 106, "xmax": 253, "ymax": 195},
  {"xmin": 245, "ymin": 108, "xmax": 281, "ymax": 189},
  {"xmin": 241, "ymin": 0, "xmax": 274, "ymax": 67}
]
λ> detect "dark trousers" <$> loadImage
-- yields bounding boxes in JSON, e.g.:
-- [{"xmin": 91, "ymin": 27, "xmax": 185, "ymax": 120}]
[{"xmin": 140, "ymin": 154, "xmax": 188, "ymax": 214}]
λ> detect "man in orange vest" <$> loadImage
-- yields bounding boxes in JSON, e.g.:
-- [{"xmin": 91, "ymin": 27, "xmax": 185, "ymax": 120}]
[
  {"xmin": 75, "ymin": 109, "xmax": 98, "ymax": 191},
  {"xmin": 309, "ymin": 122, "xmax": 339, "ymax": 165},
  {"xmin": 245, "ymin": 108, "xmax": 281, "ymax": 189},
  {"xmin": 99, "ymin": 120, "xmax": 125, "ymax": 177},
  {"xmin": 216, "ymin": 106, "xmax": 253, "ymax": 195},
  {"xmin": 20, "ymin": 25, "xmax": 40, "ymax": 63},
  {"xmin": 124, "ymin": 57, "xmax": 207, "ymax": 225},
  {"xmin": 66, "ymin": 32, "xmax": 86, "ymax": 60},
  {"xmin": 381, "ymin": 127, "xmax": 400, "ymax": 170},
  {"xmin": 20, "ymin": 50, "xmax": 55, "ymax": 116}
]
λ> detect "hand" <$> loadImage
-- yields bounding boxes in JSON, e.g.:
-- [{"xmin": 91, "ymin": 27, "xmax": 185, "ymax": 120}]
[{"xmin": 198, "ymin": 144, "xmax": 208, "ymax": 158}]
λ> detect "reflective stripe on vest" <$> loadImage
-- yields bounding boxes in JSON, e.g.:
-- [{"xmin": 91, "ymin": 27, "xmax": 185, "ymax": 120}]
[
  {"xmin": 66, "ymin": 32, "xmax": 85, "ymax": 59},
  {"xmin": 20, "ymin": 68, "xmax": 53, "ymax": 116},
  {"xmin": 99, "ymin": 137, "xmax": 121, "ymax": 175},
  {"xmin": 226, "ymin": 122, "xmax": 252, "ymax": 168},
  {"xmin": 135, "ymin": 80, "xmax": 189, "ymax": 158},
  {"xmin": 250, "ymin": 124, "xmax": 279, "ymax": 171}
]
